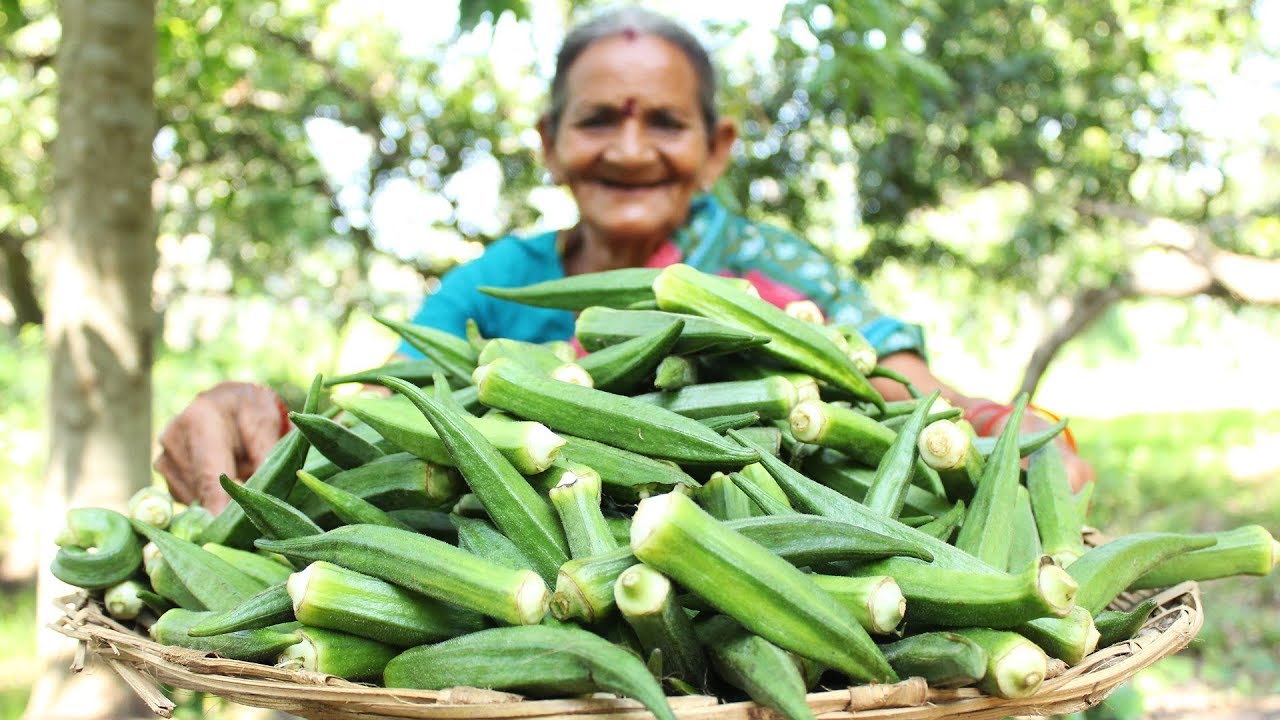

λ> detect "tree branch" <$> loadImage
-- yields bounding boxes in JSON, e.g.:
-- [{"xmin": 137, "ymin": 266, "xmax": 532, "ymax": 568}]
[
  {"xmin": 0, "ymin": 230, "xmax": 44, "ymax": 327},
  {"xmin": 1018, "ymin": 282, "xmax": 1132, "ymax": 399},
  {"xmin": 1078, "ymin": 200, "xmax": 1280, "ymax": 305}
]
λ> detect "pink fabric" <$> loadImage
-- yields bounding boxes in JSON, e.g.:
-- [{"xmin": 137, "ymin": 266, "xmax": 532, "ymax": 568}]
[
  {"xmin": 639, "ymin": 242, "xmax": 812, "ymax": 311},
  {"xmin": 741, "ymin": 270, "xmax": 809, "ymax": 311},
  {"xmin": 643, "ymin": 241, "xmax": 684, "ymax": 268}
]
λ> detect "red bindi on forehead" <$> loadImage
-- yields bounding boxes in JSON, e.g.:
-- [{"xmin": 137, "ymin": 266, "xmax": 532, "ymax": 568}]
[
  {"xmin": 622, "ymin": 97, "xmax": 637, "ymax": 116},
  {"xmin": 621, "ymin": 26, "xmax": 638, "ymax": 41}
]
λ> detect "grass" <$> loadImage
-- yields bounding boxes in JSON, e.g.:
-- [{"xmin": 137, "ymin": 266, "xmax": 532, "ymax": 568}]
[{"xmin": 0, "ymin": 586, "xmax": 36, "ymax": 720}]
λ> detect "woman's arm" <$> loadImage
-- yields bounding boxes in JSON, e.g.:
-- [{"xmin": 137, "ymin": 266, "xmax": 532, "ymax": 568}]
[{"xmin": 876, "ymin": 351, "xmax": 1096, "ymax": 492}]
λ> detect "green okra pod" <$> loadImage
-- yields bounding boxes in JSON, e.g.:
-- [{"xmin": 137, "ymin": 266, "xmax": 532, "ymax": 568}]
[
  {"xmin": 134, "ymin": 522, "xmax": 267, "ymax": 611},
  {"xmin": 200, "ymin": 543, "xmax": 292, "ymax": 586},
  {"xmin": 218, "ymin": 474, "xmax": 323, "ymax": 548},
  {"xmin": 949, "ymin": 628, "xmax": 1048, "ymax": 699},
  {"xmin": 1128, "ymin": 524, "xmax": 1279, "ymax": 590},
  {"xmin": 103, "ymin": 580, "xmax": 148, "ymax": 621},
  {"xmin": 333, "ymin": 393, "xmax": 565, "ymax": 475},
  {"xmin": 576, "ymin": 307, "xmax": 771, "ymax": 356},
  {"xmin": 849, "ymin": 557, "xmax": 1078, "ymax": 628},
  {"xmin": 879, "ymin": 632, "xmax": 988, "ymax": 689},
  {"xmin": 803, "ymin": 449, "xmax": 953, "ymax": 519},
  {"xmin": 695, "ymin": 473, "xmax": 760, "ymax": 521},
  {"xmin": 808, "ymin": 574, "xmax": 906, "ymax": 635},
  {"xmin": 1094, "ymin": 598, "xmax": 1160, "ymax": 647},
  {"xmin": 954, "ymin": 394, "xmax": 1029, "ymax": 569},
  {"xmin": 917, "ymin": 500, "xmax": 965, "ymax": 542},
  {"xmin": 576, "ymin": 319, "xmax": 684, "ymax": 393},
  {"xmin": 696, "ymin": 615, "xmax": 815, "ymax": 720},
  {"xmin": 548, "ymin": 464, "xmax": 618, "ymax": 558},
  {"xmin": 475, "ymin": 358, "xmax": 758, "ymax": 467},
  {"xmin": 150, "ymin": 608, "xmax": 300, "ymax": 662},
  {"xmin": 724, "ymin": 514, "xmax": 933, "ymax": 566},
  {"xmin": 289, "ymin": 411, "xmax": 385, "ymax": 470},
  {"xmin": 127, "ymin": 487, "xmax": 174, "ymax": 530},
  {"xmin": 382, "ymin": 376, "xmax": 569, "ymax": 583},
  {"xmin": 257, "ymin": 524, "xmax": 549, "ymax": 626},
  {"xmin": 287, "ymin": 560, "xmax": 485, "ymax": 647},
  {"xmin": 277, "ymin": 626, "xmax": 399, "ymax": 680},
  {"xmin": 1017, "ymin": 604, "xmax": 1100, "ymax": 666},
  {"xmin": 550, "ymin": 546, "xmax": 637, "ymax": 623},
  {"xmin": 653, "ymin": 354, "xmax": 699, "ymax": 390},
  {"xmin": 384, "ymin": 624, "xmax": 677, "ymax": 720},
  {"xmin": 614, "ymin": 564, "xmax": 708, "ymax": 692},
  {"xmin": 478, "ymin": 268, "xmax": 662, "ymax": 311},
  {"xmin": 633, "ymin": 377, "xmax": 798, "ymax": 421},
  {"xmin": 293, "ymin": 470, "xmax": 411, "ymax": 530},
  {"xmin": 863, "ymin": 390, "xmax": 940, "ymax": 518},
  {"xmin": 1027, "ymin": 443, "xmax": 1086, "ymax": 567},
  {"xmin": 324, "ymin": 358, "xmax": 442, "ymax": 387},
  {"xmin": 631, "ymin": 492, "xmax": 897, "ymax": 683},
  {"xmin": 654, "ymin": 264, "xmax": 884, "ymax": 409},
  {"xmin": 375, "ymin": 316, "xmax": 477, "ymax": 384},
  {"xmin": 1068, "ymin": 532, "xmax": 1218, "ymax": 614},
  {"xmin": 452, "ymin": 515, "xmax": 537, "ymax": 571},
  {"xmin": 1007, "ymin": 485, "xmax": 1042, "ymax": 574},
  {"xmin": 52, "ymin": 508, "xmax": 143, "ymax": 590},
  {"xmin": 187, "ymin": 582, "xmax": 294, "ymax": 637},
  {"xmin": 729, "ymin": 429, "xmax": 995, "ymax": 574}
]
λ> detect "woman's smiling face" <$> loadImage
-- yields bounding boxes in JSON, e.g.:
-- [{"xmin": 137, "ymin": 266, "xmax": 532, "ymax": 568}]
[{"xmin": 541, "ymin": 33, "xmax": 735, "ymax": 250}]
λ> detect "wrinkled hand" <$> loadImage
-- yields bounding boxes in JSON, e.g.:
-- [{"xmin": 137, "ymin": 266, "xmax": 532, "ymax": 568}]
[{"xmin": 154, "ymin": 382, "xmax": 287, "ymax": 514}]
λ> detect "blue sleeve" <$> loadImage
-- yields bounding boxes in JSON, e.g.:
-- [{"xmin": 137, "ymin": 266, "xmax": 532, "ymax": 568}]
[
  {"xmin": 396, "ymin": 234, "xmax": 576, "ymax": 357},
  {"xmin": 720, "ymin": 222, "xmax": 928, "ymax": 359}
]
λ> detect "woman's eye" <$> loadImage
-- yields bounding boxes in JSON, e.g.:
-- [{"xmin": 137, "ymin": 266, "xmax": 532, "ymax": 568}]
[
  {"xmin": 575, "ymin": 114, "xmax": 616, "ymax": 128},
  {"xmin": 648, "ymin": 113, "xmax": 688, "ymax": 130}
]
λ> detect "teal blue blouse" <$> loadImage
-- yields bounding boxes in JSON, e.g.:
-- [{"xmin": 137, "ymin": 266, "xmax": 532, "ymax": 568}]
[{"xmin": 400, "ymin": 195, "xmax": 926, "ymax": 359}]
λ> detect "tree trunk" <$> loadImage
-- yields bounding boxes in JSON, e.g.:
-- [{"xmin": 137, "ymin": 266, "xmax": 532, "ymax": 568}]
[{"xmin": 25, "ymin": 0, "xmax": 157, "ymax": 718}]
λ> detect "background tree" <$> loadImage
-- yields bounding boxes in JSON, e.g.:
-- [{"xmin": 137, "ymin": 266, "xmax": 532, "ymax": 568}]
[{"xmin": 23, "ymin": 0, "xmax": 156, "ymax": 716}]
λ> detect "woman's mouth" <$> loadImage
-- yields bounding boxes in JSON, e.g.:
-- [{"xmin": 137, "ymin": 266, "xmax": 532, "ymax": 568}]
[{"xmin": 597, "ymin": 178, "xmax": 668, "ymax": 192}]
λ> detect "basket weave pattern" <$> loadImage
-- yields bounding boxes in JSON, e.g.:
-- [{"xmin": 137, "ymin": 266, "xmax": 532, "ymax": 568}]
[{"xmin": 51, "ymin": 580, "xmax": 1202, "ymax": 720}]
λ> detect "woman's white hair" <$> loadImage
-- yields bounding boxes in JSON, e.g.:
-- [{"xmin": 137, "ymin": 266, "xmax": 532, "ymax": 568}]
[{"xmin": 546, "ymin": 6, "xmax": 718, "ymax": 138}]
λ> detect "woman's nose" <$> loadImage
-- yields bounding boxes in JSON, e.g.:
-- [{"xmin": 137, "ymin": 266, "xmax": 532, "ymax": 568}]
[{"xmin": 603, "ymin": 119, "xmax": 657, "ymax": 164}]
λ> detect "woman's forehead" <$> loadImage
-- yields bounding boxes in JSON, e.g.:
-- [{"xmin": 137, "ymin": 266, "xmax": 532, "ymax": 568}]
[{"xmin": 562, "ymin": 34, "xmax": 700, "ymax": 109}]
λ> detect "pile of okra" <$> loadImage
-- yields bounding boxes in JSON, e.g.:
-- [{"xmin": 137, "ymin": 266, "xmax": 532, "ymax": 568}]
[{"xmin": 53, "ymin": 264, "xmax": 1279, "ymax": 720}]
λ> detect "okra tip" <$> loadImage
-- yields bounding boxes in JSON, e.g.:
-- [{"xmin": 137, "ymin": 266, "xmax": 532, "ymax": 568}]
[
  {"xmin": 918, "ymin": 420, "xmax": 969, "ymax": 471},
  {"xmin": 992, "ymin": 642, "xmax": 1047, "ymax": 699},
  {"xmin": 869, "ymin": 579, "xmax": 907, "ymax": 635},
  {"xmin": 1037, "ymin": 561, "xmax": 1079, "ymax": 617},
  {"xmin": 629, "ymin": 492, "xmax": 677, "ymax": 550},
  {"xmin": 787, "ymin": 401, "xmax": 828, "ymax": 443},
  {"xmin": 614, "ymin": 564, "xmax": 670, "ymax": 616},
  {"xmin": 515, "ymin": 570, "xmax": 552, "ymax": 625},
  {"xmin": 285, "ymin": 562, "xmax": 319, "ymax": 615}
]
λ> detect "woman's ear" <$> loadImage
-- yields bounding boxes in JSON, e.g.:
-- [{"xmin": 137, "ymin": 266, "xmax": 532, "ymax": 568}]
[
  {"xmin": 699, "ymin": 118, "xmax": 738, "ymax": 190},
  {"xmin": 537, "ymin": 115, "xmax": 564, "ymax": 185}
]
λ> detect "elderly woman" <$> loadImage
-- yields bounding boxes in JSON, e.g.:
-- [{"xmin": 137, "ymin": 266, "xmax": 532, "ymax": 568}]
[{"xmin": 156, "ymin": 7, "xmax": 1094, "ymax": 511}]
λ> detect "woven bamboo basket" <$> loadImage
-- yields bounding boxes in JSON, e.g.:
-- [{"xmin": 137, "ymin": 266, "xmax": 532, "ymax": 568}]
[{"xmin": 50, "ymin": 576, "xmax": 1203, "ymax": 720}]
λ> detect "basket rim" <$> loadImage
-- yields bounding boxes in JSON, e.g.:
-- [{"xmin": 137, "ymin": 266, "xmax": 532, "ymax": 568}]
[{"xmin": 52, "ymin": 580, "xmax": 1203, "ymax": 720}]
